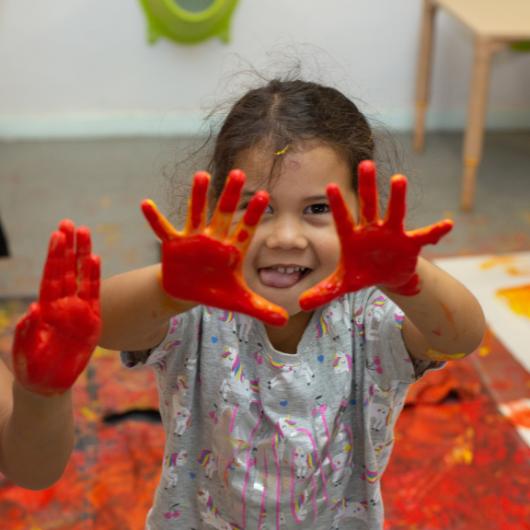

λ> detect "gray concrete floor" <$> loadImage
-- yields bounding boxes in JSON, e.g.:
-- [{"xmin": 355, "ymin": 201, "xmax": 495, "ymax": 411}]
[{"xmin": 0, "ymin": 131, "xmax": 529, "ymax": 297}]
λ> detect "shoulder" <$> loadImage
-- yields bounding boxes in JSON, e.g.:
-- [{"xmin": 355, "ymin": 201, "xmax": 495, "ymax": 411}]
[{"xmin": 139, "ymin": 305, "xmax": 242, "ymax": 366}]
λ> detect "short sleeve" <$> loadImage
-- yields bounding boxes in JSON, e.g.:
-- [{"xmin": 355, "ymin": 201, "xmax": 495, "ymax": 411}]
[
  {"xmin": 120, "ymin": 305, "xmax": 203, "ymax": 369},
  {"xmin": 358, "ymin": 288, "xmax": 444, "ymax": 387}
]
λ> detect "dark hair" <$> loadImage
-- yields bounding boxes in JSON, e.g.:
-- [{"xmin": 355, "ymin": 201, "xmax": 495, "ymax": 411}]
[{"xmin": 207, "ymin": 79, "xmax": 374, "ymax": 203}]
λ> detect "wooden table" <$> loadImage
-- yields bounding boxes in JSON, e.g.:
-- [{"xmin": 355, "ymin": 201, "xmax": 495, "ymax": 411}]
[{"xmin": 413, "ymin": 0, "xmax": 530, "ymax": 210}]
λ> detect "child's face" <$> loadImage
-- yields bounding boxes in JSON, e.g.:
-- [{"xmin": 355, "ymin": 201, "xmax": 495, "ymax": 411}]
[{"xmin": 233, "ymin": 141, "xmax": 358, "ymax": 317}]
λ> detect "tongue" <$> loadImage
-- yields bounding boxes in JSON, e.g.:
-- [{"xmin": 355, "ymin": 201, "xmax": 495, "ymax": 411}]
[{"xmin": 259, "ymin": 268, "xmax": 303, "ymax": 288}]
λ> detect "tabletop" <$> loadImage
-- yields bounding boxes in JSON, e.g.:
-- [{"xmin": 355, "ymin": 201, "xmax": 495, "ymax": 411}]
[{"xmin": 434, "ymin": 0, "xmax": 530, "ymax": 40}]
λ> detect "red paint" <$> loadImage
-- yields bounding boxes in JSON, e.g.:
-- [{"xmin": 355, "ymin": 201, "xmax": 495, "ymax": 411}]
[
  {"xmin": 505, "ymin": 405, "xmax": 530, "ymax": 429},
  {"xmin": 142, "ymin": 171, "xmax": 288, "ymax": 326},
  {"xmin": 242, "ymin": 191, "xmax": 269, "ymax": 226},
  {"xmin": 440, "ymin": 302, "xmax": 456, "ymax": 325},
  {"xmin": 358, "ymin": 160, "xmax": 379, "ymax": 223},
  {"xmin": 12, "ymin": 222, "xmax": 101, "ymax": 396},
  {"xmin": 190, "ymin": 171, "xmax": 209, "ymax": 230},
  {"xmin": 237, "ymin": 229, "xmax": 249, "ymax": 243},
  {"xmin": 299, "ymin": 161, "xmax": 453, "ymax": 310},
  {"xmin": 383, "ymin": 364, "xmax": 530, "ymax": 529},
  {"xmin": 218, "ymin": 169, "xmax": 245, "ymax": 213}
]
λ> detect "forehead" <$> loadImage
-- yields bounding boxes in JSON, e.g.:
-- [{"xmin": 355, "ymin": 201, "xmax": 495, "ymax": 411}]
[{"xmin": 234, "ymin": 141, "xmax": 354, "ymax": 194}]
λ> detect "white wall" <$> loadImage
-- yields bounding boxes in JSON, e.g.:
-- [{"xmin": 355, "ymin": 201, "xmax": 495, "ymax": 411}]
[{"xmin": 1, "ymin": 0, "xmax": 529, "ymax": 138}]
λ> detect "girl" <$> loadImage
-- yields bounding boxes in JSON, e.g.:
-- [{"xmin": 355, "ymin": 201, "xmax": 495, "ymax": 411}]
[
  {"xmin": 100, "ymin": 80, "xmax": 485, "ymax": 529},
  {"xmin": 0, "ymin": 221, "xmax": 101, "ymax": 489}
]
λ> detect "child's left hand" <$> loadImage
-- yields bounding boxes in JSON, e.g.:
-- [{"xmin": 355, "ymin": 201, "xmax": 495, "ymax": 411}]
[{"xmin": 299, "ymin": 160, "xmax": 453, "ymax": 310}]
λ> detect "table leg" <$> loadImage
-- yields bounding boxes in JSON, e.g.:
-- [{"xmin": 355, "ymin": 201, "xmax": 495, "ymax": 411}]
[
  {"xmin": 461, "ymin": 37, "xmax": 495, "ymax": 211},
  {"xmin": 413, "ymin": 0, "xmax": 437, "ymax": 152}
]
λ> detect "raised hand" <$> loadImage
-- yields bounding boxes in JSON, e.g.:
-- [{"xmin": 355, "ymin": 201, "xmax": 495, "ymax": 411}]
[
  {"xmin": 12, "ymin": 221, "xmax": 101, "ymax": 396},
  {"xmin": 299, "ymin": 160, "xmax": 453, "ymax": 311},
  {"xmin": 141, "ymin": 170, "xmax": 288, "ymax": 326}
]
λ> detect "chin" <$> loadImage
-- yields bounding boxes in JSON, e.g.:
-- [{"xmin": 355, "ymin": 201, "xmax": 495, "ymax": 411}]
[
  {"xmin": 261, "ymin": 288, "xmax": 308, "ymax": 319},
  {"xmin": 245, "ymin": 270, "xmax": 322, "ymax": 318},
  {"xmin": 283, "ymin": 304, "xmax": 304, "ymax": 318}
]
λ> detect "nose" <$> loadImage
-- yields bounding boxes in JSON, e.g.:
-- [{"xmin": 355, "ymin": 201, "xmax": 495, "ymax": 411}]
[{"xmin": 265, "ymin": 214, "xmax": 308, "ymax": 250}]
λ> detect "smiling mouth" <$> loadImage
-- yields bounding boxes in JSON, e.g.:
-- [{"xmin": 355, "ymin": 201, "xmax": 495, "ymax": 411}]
[{"xmin": 258, "ymin": 265, "xmax": 312, "ymax": 289}]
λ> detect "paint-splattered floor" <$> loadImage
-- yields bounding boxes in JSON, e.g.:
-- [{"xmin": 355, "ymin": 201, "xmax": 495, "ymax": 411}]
[{"xmin": 0, "ymin": 253, "xmax": 529, "ymax": 529}]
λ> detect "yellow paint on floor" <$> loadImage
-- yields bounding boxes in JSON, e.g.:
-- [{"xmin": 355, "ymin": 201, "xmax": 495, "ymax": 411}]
[
  {"xmin": 496, "ymin": 284, "xmax": 530, "ymax": 319},
  {"xmin": 480, "ymin": 255, "xmax": 530, "ymax": 276}
]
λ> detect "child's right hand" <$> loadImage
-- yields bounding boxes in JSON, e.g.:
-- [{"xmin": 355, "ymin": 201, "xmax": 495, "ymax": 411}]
[
  {"xmin": 12, "ymin": 221, "xmax": 101, "ymax": 396},
  {"xmin": 141, "ymin": 170, "xmax": 288, "ymax": 326}
]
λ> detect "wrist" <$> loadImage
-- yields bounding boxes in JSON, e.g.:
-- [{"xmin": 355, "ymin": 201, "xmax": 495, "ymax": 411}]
[
  {"xmin": 379, "ymin": 256, "xmax": 425, "ymax": 296},
  {"xmin": 12, "ymin": 379, "xmax": 73, "ymax": 410},
  {"xmin": 157, "ymin": 268, "xmax": 198, "ymax": 316}
]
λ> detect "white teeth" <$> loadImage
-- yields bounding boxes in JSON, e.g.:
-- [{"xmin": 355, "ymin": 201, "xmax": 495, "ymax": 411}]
[{"xmin": 271, "ymin": 266, "xmax": 305, "ymax": 274}]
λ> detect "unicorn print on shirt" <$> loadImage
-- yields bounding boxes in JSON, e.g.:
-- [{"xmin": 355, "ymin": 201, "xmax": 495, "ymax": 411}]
[
  {"xmin": 172, "ymin": 375, "xmax": 192, "ymax": 436},
  {"xmin": 331, "ymin": 497, "xmax": 369, "ymax": 528},
  {"xmin": 197, "ymin": 489, "xmax": 239, "ymax": 530},
  {"xmin": 266, "ymin": 358, "xmax": 315, "ymax": 390},
  {"xmin": 332, "ymin": 351, "xmax": 353, "ymax": 374},
  {"xmin": 197, "ymin": 449, "xmax": 217, "ymax": 479},
  {"xmin": 163, "ymin": 450, "xmax": 188, "ymax": 488},
  {"xmin": 219, "ymin": 346, "xmax": 255, "ymax": 403}
]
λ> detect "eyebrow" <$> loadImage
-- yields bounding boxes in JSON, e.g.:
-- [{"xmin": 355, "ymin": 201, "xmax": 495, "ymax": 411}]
[
  {"xmin": 240, "ymin": 190, "xmax": 258, "ymax": 199},
  {"xmin": 303, "ymin": 195, "xmax": 329, "ymax": 202},
  {"xmin": 240, "ymin": 190, "xmax": 329, "ymax": 202}
]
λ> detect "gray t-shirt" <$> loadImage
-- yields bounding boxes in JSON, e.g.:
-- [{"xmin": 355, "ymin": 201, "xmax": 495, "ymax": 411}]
[{"xmin": 122, "ymin": 288, "xmax": 443, "ymax": 530}]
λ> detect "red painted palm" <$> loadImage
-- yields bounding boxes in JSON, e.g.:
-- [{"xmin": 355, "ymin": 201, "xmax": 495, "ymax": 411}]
[
  {"xmin": 12, "ymin": 221, "xmax": 101, "ymax": 395},
  {"xmin": 142, "ymin": 170, "xmax": 288, "ymax": 326},
  {"xmin": 299, "ymin": 161, "xmax": 453, "ymax": 310}
]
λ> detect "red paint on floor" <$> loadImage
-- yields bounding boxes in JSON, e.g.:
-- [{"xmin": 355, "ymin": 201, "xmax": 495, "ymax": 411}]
[{"xmin": 1, "ymin": 299, "xmax": 529, "ymax": 529}]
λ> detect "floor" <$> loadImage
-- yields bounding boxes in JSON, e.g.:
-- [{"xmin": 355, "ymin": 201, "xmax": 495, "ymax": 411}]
[{"xmin": 0, "ymin": 131, "xmax": 529, "ymax": 529}]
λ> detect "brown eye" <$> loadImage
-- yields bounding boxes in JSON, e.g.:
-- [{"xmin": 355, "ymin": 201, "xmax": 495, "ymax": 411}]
[{"xmin": 305, "ymin": 203, "xmax": 330, "ymax": 215}]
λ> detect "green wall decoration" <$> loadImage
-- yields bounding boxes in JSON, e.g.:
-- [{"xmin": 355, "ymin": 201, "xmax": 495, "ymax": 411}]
[
  {"xmin": 139, "ymin": 0, "xmax": 239, "ymax": 45},
  {"xmin": 510, "ymin": 41, "xmax": 530, "ymax": 52}
]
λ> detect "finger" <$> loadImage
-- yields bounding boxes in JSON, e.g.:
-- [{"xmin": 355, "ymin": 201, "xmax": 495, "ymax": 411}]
[
  {"xmin": 234, "ymin": 291, "xmax": 288, "ymax": 327},
  {"xmin": 408, "ymin": 219, "xmax": 454, "ymax": 247},
  {"xmin": 39, "ymin": 231, "xmax": 66, "ymax": 303},
  {"xmin": 184, "ymin": 171, "xmax": 210, "ymax": 234},
  {"xmin": 141, "ymin": 199, "xmax": 179, "ymax": 241},
  {"xmin": 299, "ymin": 270, "xmax": 345, "ymax": 311},
  {"xmin": 79, "ymin": 255, "xmax": 101, "ymax": 303},
  {"xmin": 76, "ymin": 226, "xmax": 92, "ymax": 281},
  {"xmin": 327, "ymin": 184, "xmax": 357, "ymax": 241},
  {"xmin": 12, "ymin": 304, "xmax": 41, "ymax": 376},
  {"xmin": 358, "ymin": 160, "xmax": 379, "ymax": 225},
  {"xmin": 384, "ymin": 174, "xmax": 407, "ymax": 231},
  {"xmin": 14, "ymin": 303, "xmax": 41, "ymax": 342},
  {"xmin": 209, "ymin": 169, "xmax": 245, "ymax": 239},
  {"xmin": 76, "ymin": 226, "xmax": 92, "ymax": 259},
  {"xmin": 230, "ymin": 191, "xmax": 269, "ymax": 254},
  {"xmin": 58, "ymin": 220, "xmax": 77, "ymax": 297}
]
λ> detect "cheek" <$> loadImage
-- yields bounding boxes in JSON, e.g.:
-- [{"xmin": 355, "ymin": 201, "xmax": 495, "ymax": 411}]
[
  {"xmin": 241, "ymin": 232, "xmax": 262, "ymax": 272},
  {"xmin": 318, "ymin": 230, "xmax": 341, "ymax": 264}
]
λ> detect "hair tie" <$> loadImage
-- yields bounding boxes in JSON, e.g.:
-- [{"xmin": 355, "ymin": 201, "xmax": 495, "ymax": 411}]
[{"xmin": 275, "ymin": 145, "xmax": 289, "ymax": 156}]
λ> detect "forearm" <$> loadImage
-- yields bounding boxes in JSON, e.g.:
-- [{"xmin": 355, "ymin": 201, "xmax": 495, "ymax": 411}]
[
  {"xmin": 382, "ymin": 257, "xmax": 486, "ymax": 358},
  {"xmin": 1, "ymin": 382, "xmax": 74, "ymax": 489},
  {"xmin": 100, "ymin": 264, "xmax": 197, "ymax": 351}
]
